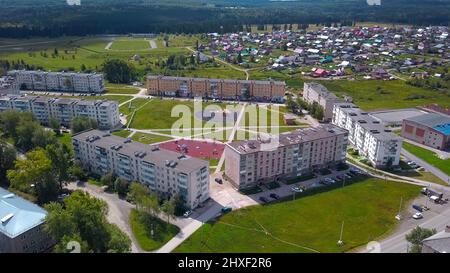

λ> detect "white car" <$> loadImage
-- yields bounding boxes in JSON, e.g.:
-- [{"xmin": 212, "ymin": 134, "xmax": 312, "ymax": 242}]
[
  {"xmin": 183, "ymin": 210, "xmax": 193, "ymax": 218},
  {"xmin": 291, "ymin": 186, "xmax": 303, "ymax": 193},
  {"xmin": 413, "ymin": 212, "xmax": 423, "ymax": 220}
]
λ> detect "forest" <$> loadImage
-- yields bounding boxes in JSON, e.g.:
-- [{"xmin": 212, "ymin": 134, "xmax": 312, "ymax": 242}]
[{"xmin": 0, "ymin": 0, "xmax": 449, "ymax": 38}]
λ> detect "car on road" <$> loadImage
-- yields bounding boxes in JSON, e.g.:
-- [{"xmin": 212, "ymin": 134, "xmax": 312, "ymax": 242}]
[
  {"xmin": 259, "ymin": 197, "xmax": 269, "ymax": 203},
  {"xmin": 269, "ymin": 193, "xmax": 280, "ymax": 200},
  {"xmin": 291, "ymin": 186, "xmax": 303, "ymax": 193},
  {"xmin": 183, "ymin": 210, "xmax": 193, "ymax": 218},
  {"xmin": 221, "ymin": 206, "xmax": 232, "ymax": 213},
  {"xmin": 214, "ymin": 178, "xmax": 223, "ymax": 184}
]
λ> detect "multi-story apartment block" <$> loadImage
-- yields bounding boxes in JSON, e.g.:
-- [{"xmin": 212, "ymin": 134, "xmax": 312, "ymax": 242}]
[
  {"xmin": 332, "ymin": 103, "xmax": 402, "ymax": 168},
  {"xmin": 72, "ymin": 130, "xmax": 210, "ymax": 209},
  {"xmin": 147, "ymin": 75, "xmax": 286, "ymax": 102},
  {"xmin": 7, "ymin": 70, "xmax": 105, "ymax": 93},
  {"xmin": 0, "ymin": 95, "xmax": 121, "ymax": 129},
  {"xmin": 402, "ymin": 113, "xmax": 450, "ymax": 151},
  {"xmin": 224, "ymin": 125, "xmax": 348, "ymax": 189},
  {"xmin": 0, "ymin": 76, "xmax": 19, "ymax": 95},
  {"xmin": 0, "ymin": 187, "xmax": 53, "ymax": 253},
  {"xmin": 303, "ymin": 82, "xmax": 341, "ymax": 122}
]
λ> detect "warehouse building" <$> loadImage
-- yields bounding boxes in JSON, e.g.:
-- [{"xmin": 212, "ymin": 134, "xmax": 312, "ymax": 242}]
[{"xmin": 402, "ymin": 113, "xmax": 450, "ymax": 151}]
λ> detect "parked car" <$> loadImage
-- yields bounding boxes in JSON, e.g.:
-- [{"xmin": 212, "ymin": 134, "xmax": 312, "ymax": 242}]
[
  {"xmin": 183, "ymin": 210, "xmax": 193, "ymax": 218},
  {"xmin": 259, "ymin": 197, "xmax": 269, "ymax": 203},
  {"xmin": 269, "ymin": 193, "xmax": 280, "ymax": 200},
  {"xmin": 221, "ymin": 206, "xmax": 232, "ymax": 213},
  {"xmin": 214, "ymin": 178, "xmax": 223, "ymax": 184},
  {"xmin": 413, "ymin": 212, "xmax": 423, "ymax": 220},
  {"xmin": 291, "ymin": 186, "xmax": 303, "ymax": 193}
]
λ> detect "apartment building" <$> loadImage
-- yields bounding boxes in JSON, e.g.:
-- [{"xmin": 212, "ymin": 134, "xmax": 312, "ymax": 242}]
[
  {"xmin": 72, "ymin": 130, "xmax": 210, "ymax": 209},
  {"xmin": 224, "ymin": 125, "xmax": 348, "ymax": 189},
  {"xmin": 0, "ymin": 76, "xmax": 19, "ymax": 95},
  {"xmin": 0, "ymin": 95, "xmax": 121, "ymax": 129},
  {"xmin": 7, "ymin": 70, "xmax": 105, "ymax": 93},
  {"xmin": 303, "ymin": 82, "xmax": 341, "ymax": 121},
  {"xmin": 332, "ymin": 102, "xmax": 402, "ymax": 168},
  {"xmin": 402, "ymin": 113, "xmax": 450, "ymax": 151},
  {"xmin": 0, "ymin": 187, "xmax": 53, "ymax": 253},
  {"xmin": 147, "ymin": 75, "xmax": 286, "ymax": 102}
]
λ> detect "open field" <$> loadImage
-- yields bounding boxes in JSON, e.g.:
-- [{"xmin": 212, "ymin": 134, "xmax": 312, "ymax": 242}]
[
  {"xmin": 110, "ymin": 39, "xmax": 150, "ymax": 51},
  {"xmin": 175, "ymin": 178, "xmax": 419, "ymax": 253},
  {"xmin": 403, "ymin": 142, "xmax": 450, "ymax": 176},
  {"xmin": 105, "ymin": 84, "xmax": 140, "ymax": 94},
  {"xmin": 320, "ymin": 80, "xmax": 450, "ymax": 111},
  {"xmin": 130, "ymin": 209, "xmax": 180, "ymax": 252}
]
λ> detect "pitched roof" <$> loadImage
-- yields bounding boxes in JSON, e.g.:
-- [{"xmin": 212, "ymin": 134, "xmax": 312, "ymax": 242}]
[{"xmin": 0, "ymin": 187, "xmax": 47, "ymax": 238}]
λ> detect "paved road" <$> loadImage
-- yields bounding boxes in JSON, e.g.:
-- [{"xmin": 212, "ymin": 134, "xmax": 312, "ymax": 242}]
[{"xmin": 402, "ymin": 148, "xmax": 450, "ymax": 185}]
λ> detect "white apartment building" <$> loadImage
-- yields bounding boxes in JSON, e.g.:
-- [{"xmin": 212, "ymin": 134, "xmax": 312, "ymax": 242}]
[
  {"xmin": 7, "ymin": 70, "xmax": 105, "ymax": 93},
  {"xmin": 72, "ymin": 130, "xmax": 210, "ymax": 209},
  {"xmin": 332, "ymin": 102, "xmax": 402, "ymax": 168},
  {"xmin": 224, "ymin": 125, "xmax": 348, "ymax": 189},
  {"xmin": 0, "ymin": 95, "xmax": 121, "ymax": 129},
  {"xmin": 303, "ymin": 82, "xmax": 341, "ymax": 121},
  {"xmin": 0, "ymin": 76, "xmax": 19, "ymax": 95}
]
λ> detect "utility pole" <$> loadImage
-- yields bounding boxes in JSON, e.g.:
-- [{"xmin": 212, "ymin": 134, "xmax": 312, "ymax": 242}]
[
  {"xmin": 337, "ymin": 221, "xmax": 345, "ymax": 246},
  {"xmin": 395, "ymin": 197, "xmax": 403, "ymax": 221}
]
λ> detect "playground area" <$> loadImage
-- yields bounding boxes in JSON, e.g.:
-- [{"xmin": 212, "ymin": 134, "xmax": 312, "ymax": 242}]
[{"xmin": 159, "ymin": 139, "xmax": 225, "ymax": 160}]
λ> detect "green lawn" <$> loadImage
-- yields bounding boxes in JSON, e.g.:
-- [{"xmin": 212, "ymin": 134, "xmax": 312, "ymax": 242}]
[
  {"xmin": 110, "ymin": 39, "xmax": 150, "ymax": 51},
  {"xmin": 131, "ymin": 132, "xmax": 173, "ymax": 145},
  {"xmin": 175, "ymin": 178, "xmax": 419, "ymax": 253},
  {"xmin": 130, "ymin": 209, "xmax": 180, "ymax": 251},
  {"xmin": 105, "ymin": 84, "xmax": 140, "ymax": 94},
  {"xmin": 403, "ymin": 142, "xmax": 450, "ymax": 177},
  {"xmin": 120, "ymin": 98, "xmax": 152, "ymax": 116},
  {"xmin": 320, "ymin": 80, "xmax": 450, "ymax": 111},
  {"xmin": 112, "ymin": 130, "xmax": 132, "ymax": 138}
]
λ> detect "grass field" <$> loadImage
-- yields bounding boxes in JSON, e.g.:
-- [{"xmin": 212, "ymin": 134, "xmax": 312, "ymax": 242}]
[
  {"xmin": 112, "ymin": 130, "xmax": 132, "ymax": 138},
  {"xmin": 131, "ymin": 132, "xmax": 173, "ymax": 145},
  {"xmin": 105, "ymin": 84, "xmax": 140, "ymax": 94},
  {"xmin": 320, "ymin": 80, "xmax": 450, "ymax": 111},
  {"xmin": 110, "ymin": 39, "xmax": 150, "ymax": 51},
  {"xmin": 130, "ymin": 209, "xmax": 180, "ymax": 251},
  {"xmin": 175, "ymin": 178, "xmax": 419, "ymax": 253},
  {"xmin": 403, "ymin": 142, "xmax": 450, "ymax": 177}
]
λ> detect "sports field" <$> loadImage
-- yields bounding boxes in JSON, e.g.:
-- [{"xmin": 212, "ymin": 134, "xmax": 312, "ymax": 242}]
[
  {"xmin": 175, "ymin": 178, "xmax": 420, "ymax": 253},
  {"xmin": 110, "ymin": 39, "xmax": 150, "ymax": 51}
]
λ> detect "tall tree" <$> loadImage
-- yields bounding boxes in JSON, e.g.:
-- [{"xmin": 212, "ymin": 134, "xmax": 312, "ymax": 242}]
[
  {"xmin": 102, "ymin": 59, "xmax": 136, "ymax": 84},
  {"xmin": 161, "ymin": 198, "xmax": 176, "ymax": 224},
  {"xmin": 71, "ymin": 116, "xmax": 99, "ymax": 134},
  {"xmin": 0, "ymin": 140, "xmax": 16, "ymax": 182},
  {"xmin": 406, "ymin": 227, "xmax": 437, "ymax": 253},
  {"xmin": 45, "ymin": 143, "xmax": 72, "ymax": 189}
]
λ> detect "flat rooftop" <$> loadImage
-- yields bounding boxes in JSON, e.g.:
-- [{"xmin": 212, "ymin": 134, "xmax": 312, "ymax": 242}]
[
  {"xmin": 73, "ymin": 130, "xmax": 208, "ymax": 173},
  {"xmin": 406, "ymin": 113, "xmax": 450, "ymax": 136}
]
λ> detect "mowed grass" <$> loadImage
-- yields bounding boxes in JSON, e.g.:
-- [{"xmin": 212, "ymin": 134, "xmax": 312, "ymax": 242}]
[
  {"xmin": 112, "ymin": 130, "xmax": 132, "ymax": 138},
  {"xmin": 321, "ymin": 80, "xmax": 450, "ymax": 111},
  {"xmin": 403, "ymin": 142, "xmax": 450, "ymax": 176},
  {"xmin": 131, "ymin": 132, "xmax": 173, "ymax": 145},
  {"xmin": 130, "ymin": 209, "xmax": 180, "ymax": 251},
  {"xmin": 105, "ymin": 84, "xmax": 140, "ymax": 94},
  {"xmin": 110, "ymin": 39, "xmax": 150, "ymax": 51},
  {"xmin": 120, "ymin": 98, "xmax": 152, "ymax": 116},
  {"xmin": 174, "ymin": 178, "xmax": 419, "ymax": 253}
]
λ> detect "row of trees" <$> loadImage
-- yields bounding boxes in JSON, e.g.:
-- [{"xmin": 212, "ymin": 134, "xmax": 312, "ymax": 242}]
[{"xmin": 285, "ymin": 96, "xmax": 324, "ymax": 121}]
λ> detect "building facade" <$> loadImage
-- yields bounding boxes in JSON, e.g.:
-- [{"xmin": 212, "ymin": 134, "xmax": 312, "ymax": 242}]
[
  {"xmin": 72, "ymin": 130, "xmax": 210, "ymax": 209},
  {"xmin": 402, "ymin": 113, "xmax": 450, "ymax": 151},
  {"xmin": 147, "ymin": 75, "xmax": 286, "ymax": 102},
  {"xmin": 0, "ymin": 188, "xmax": 53, "ymax": 253},
  {"xmin": 7, "ymin": 70, "xmax": 105, "ymax": 93},
  {"xmin": 0, "ymin": 76, "xmax": 19, "ymax": 95},
  {"xmin": 0, "ymin": 95, "xmax": 121, "ymax": 129},
  {"xmin": 332, "ymin": 103, "xmax": 402, "ymax": 168},
  {"xmin": 224, "ymin": 125, "xmax": 348, "ymax": 189},
  {"xmin": 303, "ymin": 82, "xmax": 340, "ymax": 122}
]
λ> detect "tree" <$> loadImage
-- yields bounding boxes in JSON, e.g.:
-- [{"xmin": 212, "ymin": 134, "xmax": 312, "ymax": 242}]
[
  {"xmin": 53, "ymin": 233, "xmax": 90, "ymax": 253},
  {"xmin": 80, "ymin": 64, "xmax": 87, "ymax": 72},
  {"xmin": 114, "ymin": 178, "xmax": 129, "ymax": 196},
  {"xmin": 100, "ymin": 173, "xmax": 116, "ymax": 192},
  {"xmin": 406, "ymin": 227, "xmax": 437, "ymax": 253},
  {"xmin": 71, "ymin": 116, "xmax": 99, "ymax": 134},
  {"xmin": 69, "ymin": 160, "xmax": 86, "ymax": 181},
  {"xmin": 102, "ymin": 59, "xmax": 136, "ymax": 84},
  {"xmin": 7, "ymin": 149, "xmax": 59, "ymax": 204},
  {"xmin": 0, "ymin": 141, "xmax": 16, "ymax": 182},
  {"xmin": 45, "ymin": 143, "xmax": 72, "ymax": 189},
  {"xmin": 237, "ymin": 53, "xmax": 243, "ymax": 64},
  {"xmin": 128, "ymin": 182, "xmax": 150, "ymax": 210},
  {"xmin": 44, "ymin": 191, "xmax": 131, "ymax": 253},
  {"xmin": 49, "ymin": 117, "xmax": 61, "ymax": 135},
  {"xmin": 0, "ymin": 110, "xmax": 34, "ymax": 138},
  {"xmin": 161, "ymin": 198, "xmax": 176, "ymax": 224}
]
